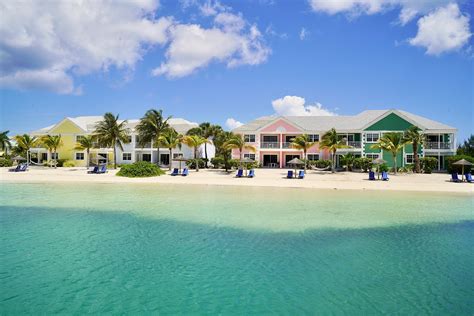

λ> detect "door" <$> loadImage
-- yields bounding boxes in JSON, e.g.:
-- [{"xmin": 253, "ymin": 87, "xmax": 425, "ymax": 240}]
[
  {"xmin": 142, "ymin": 153, "xmax": 151, "ymax": 162},
  {"xmin": 285, "ymin": 154, "xmax": 300, "ymax": 167},
  {"xmin": 160, "ymin": 154, "xmax": 170, "ymax": 166},
  {"xmin": 263, "ymin": 155, "xmax": 278, "ymax": 167},
  {"xmin": 98, "ymin": 153, "xmax": 107, "ymax": 164}
]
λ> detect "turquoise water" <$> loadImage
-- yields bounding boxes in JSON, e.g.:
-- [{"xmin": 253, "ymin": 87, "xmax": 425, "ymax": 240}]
[{"xmin": 1, "ymin": 183, "xmax": 473, "ymax": 314}]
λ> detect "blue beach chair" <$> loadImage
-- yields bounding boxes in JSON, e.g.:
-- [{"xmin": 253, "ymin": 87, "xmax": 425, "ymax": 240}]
[
  {"xmin": 451, "ymin": 173, "xmax": 460, "ymax": 182},
  {"xmin": 465, "ymin": 173, "xmax": 473, "ymax": 183},
  {"xmin": 182, "ymin": 168, "xmax": 189, "ymax": 176},
  {"xmin": 248, "ymin": 169, "xmax": 255, "ymax": 178},
  {"xmin": 298, "ymin": 170, "xmax": 305, "ymax": 179},
  {"xmin": 236, "ymin": 169, "xmax": 243, "ymax": 178},
  {"xmin": 97, "ymin": 165, "xmax": 107, "ymax": 174},
  {"xmin": 287, "ymin": 170, "xmax": 293, "ymax": 178},
  {"xmin": 88, "ymin": 166, "xmax": 99, "ymax": 174},
  {"xmin": 9, "ymin": 164, "xmax": 21, "ymax": 172},
  {"xmin": 170, "ymin": 168, "xmax": 179, "ymax": 176},
  {"xmin": 369, "ymin": 171, "xmax": 376, "ymax": 181},
  {"xmin": 382, "ymin": 171, "xmax": 389, "ymax": 181}
]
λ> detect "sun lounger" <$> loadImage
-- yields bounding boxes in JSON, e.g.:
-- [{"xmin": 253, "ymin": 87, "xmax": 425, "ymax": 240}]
[
  {"xmin": 287, "ymin": 170, "xmax": 293, "ymax": 178},
  {"xmin": 382, "ymin": 171, "xmax": 389, "ymax": 181},
  {"xmin": 451, "ymin": 173, "xmax": 461, "ymax": 182},
  {"xmin": 236, "ymin": 169, "xmax": 243, "ymax": 177},
  {"xmin": 465, "ymin": 173, "xmax": 473, "ymax": 183},
  {"xmin": 248, "ymin": 169, "xmax": 255, "ymax": 178},
  {"xmin": 9, "ymin": 164, "xmax": 21, "ymax": 172},
  {"xmin": 298, "ymin": 170, "xmax": 305, "ymax": 179},
  {"xmin": 97, "ymin": 165, "xmax": 107, "ymax": 174},
  {"xmin": 170, "ymin": 168, "xmax": 179, "ymax": 176},
  {"xmin": 369, "ymin": 171, "xmax": 376, "ymax": 181},
  {"xmin": 88, "ymin": 166, "xmax": 99, "ymax": 174},
  {"xmin": 182, "ymin": 168, "xmax": 189, "ymax": 176}
]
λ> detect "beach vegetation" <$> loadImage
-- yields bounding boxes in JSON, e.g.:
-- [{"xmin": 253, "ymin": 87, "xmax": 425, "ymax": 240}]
[
  {"xmin": 13, "ymin": 134, "xmax": 39, "ymax": 159},
  {"xmin": 74, "ymin": 135, "xmax": 95, "ymax": 168},
  {"xmin": 187, "ymin": 123, "xmax": 223, "ymax": 168},
  {"xmin": 290, "ymin": 134, "xmax": 316, "ymax": 172},
  {"xmin": 0, "ymin": 157, "xmax": 13, "ymax": 167},
  {"xmin": 181, "ymin": 135, "xmax": 209, "ymax": 171},
  {"xmin": 456, "ymin": 135, "xmax": 474, "ymax": 157},
  {"xmin": 446, "ymin": 155, "xmax": 474, "ymax": 174},
  {"xmin": 136, "ymin": 109, "xmax": 170, "ymax": 163},
  {"xmin": 94, "ymin": 113, "xmax": 130, "ymax": 169},
  {"xmin": 353, "ymin": 157, "xmax": 373, "ymax": 172},
  {"xmin": 310, "ymin": 159, "xmax": 332, "ymax": 169},
  {"xmin": 186, "ymin": 158, "xmax": 206, "ymax": 169},
  {"xmin": 378, "ymin": 163, "xmax": 390, "ymax": 173},
  {"xmin": 420, "ymin": 157, "xmax": 438, "ymax": 174},
  {"xmin": 224, "ymin": 134, "xmax": 256, "ymax": 168},
  {"xmin": 63, "ymin": 160, "xmax": 76, "ymax": 167},
  {"xmin": 403, "ymin": 126, "xmax": 425, "ymax": 173},
  {"xmin": 370, "ymin": 132, "xmax": 407, "ymax": 174},
  {"xmin": 41, "ymin": 134, "xmax": 63, "ymax": 168},
  {"xmin": 158, "ymin": 128, "xmax": 182, "ymax": 171},
  {"xmin": 213, "ymin": 131, "xmax": 234, "ymax": 172},
  {"xmin": 340, "ymin": 153, "xmax": 356, "ymax": 171},
  {"xmin": 320, "ymin": 128, "xmax": 349, "ymax": 173},
  {"xmin": 116, "ymin": 161, "xmax": 165, "ymax": 177},
  {"xmin": 0, "ymin": 131, "xmax": 12, "ymax": 156}
]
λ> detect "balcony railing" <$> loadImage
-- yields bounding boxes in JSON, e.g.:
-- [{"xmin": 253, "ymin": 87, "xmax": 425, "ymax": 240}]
[
  {"xmin": 261, "ymin": 142, "xmax": 280, "ymax": 149},
  {"xmin": 135, "ymin": 142, "xmax": 152, "ymax": 148},
  {"xmin": 425, "ymin": 142, "xmax": 452, "ymax": 150},
  {"xmin": 345, "ymin": 141, "xmax": 361, "ymax": 148},
  {"xmin": 282, "ymin": 142, "xmax": 293, "ymax": 149}
]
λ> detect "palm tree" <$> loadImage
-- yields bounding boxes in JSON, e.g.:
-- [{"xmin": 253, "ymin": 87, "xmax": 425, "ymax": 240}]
[
  {"xmin": 13, "ymin": 134, "xmax": 39, "ymax": 165},
  {"xmin": 0, "ymin": 131, "xmax": 12, "ymax": 156},
  {"xmin": 224, "ymin": 134, "xmax": 256, "ymax": 168},
  {"xmin": 403, "ymin": 126, "xmax": 425, "ymax": 173},
  {"xmin": 74, "ymin": 135, "xmax": 95, "ymax": 169},
  {"xmin": 158, "ymin": 128, "xmax": 182, "ymax": 171},
  {"xmin": 290, "ymin": 134, "xmax": 316, "ymax": 172},
  {"xmin": 320, "ymin": 128, "xmax": 349, "ymax": 173},
  {"xmin": 371, "ymin": 132, "xmax": 407, "ymax": 174},
  {"xmin": 181, "ymin": 135, "xmax": 209, "ymax": 171},
  {"xmin": 340, "ymin": 153, "xmax": 355, "ymax": 171},
  {"xmin": 187, "ymin": 123, "xmax": 223, "ymax": 168},
  {"xmin": 213, "ymin": 131, "xmax": 234, "ymax": 171},
  {"xmin": 41, "ymin": 135, "xmax": 63, "ymax": 168},
  {"xmin": 136, "ymin": 109, "xmax": 170, "ymax": 163},
  {"xmin": 94, "ymin": 113, "xmax": 130, "ymax": 169}
]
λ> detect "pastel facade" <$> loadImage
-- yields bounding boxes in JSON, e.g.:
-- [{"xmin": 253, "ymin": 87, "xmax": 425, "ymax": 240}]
[
  {"xmin": 30, "ymin": 116, "xmax": 213, "ymax": 167},
  {"xmin": 232, "ymin": 110, "xmax": 457, "ymax": 170}
]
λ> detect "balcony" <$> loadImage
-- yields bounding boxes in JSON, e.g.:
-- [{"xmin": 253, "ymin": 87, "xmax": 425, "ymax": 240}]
[
  {"xmin": 346, "ymin": 141, "xmax": 361, "ymax": 148},
  {"xmin": 261, "ymin": 142, "xmax": 280, "ymax": 149},
  {"xmin": 424, "ymin": 142, "xmax": 452, "ymax": 150},
  {"xmin": 282, "ymin": 142, "xmax": 293, "ymax": 149},
  {"xmin": 135, "ymin": 142, "xmax": 152, "ymax": 148}
]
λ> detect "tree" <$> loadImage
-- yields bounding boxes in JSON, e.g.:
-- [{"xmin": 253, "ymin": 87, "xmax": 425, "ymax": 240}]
[
  {"xmin": 223, "ymin": 134, "xmax": 256, "ymax": 168},
  {"xmin": 13, "ymin": 134, "xmax": 39, "ymax": 165},
  {"xmin": 136, "ymin": 109, "xmax": 170, "ymax": 163},
  {"xmin": 340, "ymin": 153, "xmax": 356, "ymax": 171},
  {"xmin": 41, "ymin": 135, "xmax": 63, "ymax": 168},
  {"xmin": 457, "ymin": 135, "xmax": 474, "ymax": 157},
  {"xmin": 371, "ymin": 132, "xmax": 407, "ymax": 174},
  {"xmin": 290, "ymin": 134, "xmax": 316, "ymax": 172},
  {"xmin": 213, "ymin": 131, "xmax": 234, "ymax": 171},
  {"xmin": 181, "ymin": 135, "xmax": 209, "ymax": 171},
  {"xmin": 74, "ymin": 135, "xmax": 95, "ymax": 168},
  {"xmin": 319, "ymin": 128, "xmax": 349, "ymax": 173},
  {"xmin": 403, "ymin": 125, "xmax": 425, "ymax": 173},
  {"xmin": 187, "ymin": 122, "xmax": 222, "ymax": 168},
  {"xmin": 158, "ymin": 128, "xmax": 182, "ymax": 171},
  {"xmin": 94, "ymin": 113, "xmax": 130, "ymax": 169},
  {"xmin": 0, "ymin": 131, "xmax": 12, "ymax": 156}
]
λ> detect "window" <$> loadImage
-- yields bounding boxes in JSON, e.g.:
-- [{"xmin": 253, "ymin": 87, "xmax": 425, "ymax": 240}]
[
  {"xmin": 41, "ymin": 153, "xmax": 48, "ymax": 161},
  {"xmin": 308, "ymin": 134, "xmax": 319, "ymax": 142},
  {"xmin": 307, "ymin": 154, "xmax": 319, "ymax": 161},
  {"xmin": 366, "ymin": 133, "xmax": 379, "ymax": 143},
  {"xmin": 365, "ymin": 153, "xmax": 379, "ymax": 160},
  {"xmin": 244, "ymin": 153, "xmax": 256, "ymax": 160},
  {"xmin": 75, "ymin": 152, "xmax": 84, "ymax": 160},
  {"xmin": 123, "ymin": 153, "xmax": 132, "ymax": 161},
  {"xmin": 173, "ymin": 153, "xmax": 183, "ymax": 159},
  {"xmin": 51, "ymin": 153, "xmax": 59, "ymax": 160},
  {"xmin": 263, "ymin": 135, "xmax": 278, "ymax": 142},
  {"xmin": 405, "ymin": 154, "xmax": 414, "ymax": 164},
  {"xmin": 244, "ymin": 134, "xmax": 255, "ymax": 142}
]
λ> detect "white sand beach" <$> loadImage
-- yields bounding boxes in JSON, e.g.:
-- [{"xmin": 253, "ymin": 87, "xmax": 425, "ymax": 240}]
[{"xmin": 1, "ymin": 167, "xmax": 472, "ymax": 194}]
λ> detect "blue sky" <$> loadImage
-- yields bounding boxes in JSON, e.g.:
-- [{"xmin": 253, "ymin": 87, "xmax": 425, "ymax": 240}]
[{"xmin": 0, "ymin": 0, "xmax": 472, "ymax": 141}]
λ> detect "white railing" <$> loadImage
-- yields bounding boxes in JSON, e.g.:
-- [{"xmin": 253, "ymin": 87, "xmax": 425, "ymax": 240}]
[
  {"xmin": 346, "ymin": 141, "xmax": 361, "ymax": 148},
  {"xmin": 261, "ymin": 142, "xmax": 280, "ymax": 149},
  {"xmin": 424, "ymin": 142, "xmax": 452, "ymax": 150},
  {"xmin": 282, "ymin": 142, "xmax": 293, "ymax": 149}
]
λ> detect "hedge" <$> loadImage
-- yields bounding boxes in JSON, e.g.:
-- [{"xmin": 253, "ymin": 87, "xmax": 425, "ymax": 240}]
[{"xmin": 116, "ymin": 161, "xmax": 165, "ymax": 178}]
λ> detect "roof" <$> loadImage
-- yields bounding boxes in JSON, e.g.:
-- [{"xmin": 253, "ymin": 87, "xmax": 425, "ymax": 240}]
[{"xmin": 233, "ymin": 109, "xmax": 456, "ymax": 133}]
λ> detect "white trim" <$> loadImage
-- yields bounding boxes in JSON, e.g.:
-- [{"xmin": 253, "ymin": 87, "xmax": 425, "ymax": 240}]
[
  {"xmin": 256, "ymin": 116, "xmax": 306, "ymax": 133},
  {"xmin": 74, "ymin": 151, "xmax": 85, "ymax": 160}
]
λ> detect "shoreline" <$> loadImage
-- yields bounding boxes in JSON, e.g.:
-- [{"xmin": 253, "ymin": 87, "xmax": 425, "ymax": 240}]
[{"xmin": 1, "ymin": 167, "xmax": 473, "ymax": 195}]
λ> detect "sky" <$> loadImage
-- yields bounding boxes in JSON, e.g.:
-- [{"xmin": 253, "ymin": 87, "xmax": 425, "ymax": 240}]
[{"xmin": 0, "ymin": 0, "xmax": 473, "ymax": 142}]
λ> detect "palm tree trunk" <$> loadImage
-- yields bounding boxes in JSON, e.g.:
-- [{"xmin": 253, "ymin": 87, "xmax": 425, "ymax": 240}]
[
  {"xmin": 392, "ymin": 153, "xmax": 397, "ymax": 174},
  {"xmin": 54, "ymin": 149, "xmax": 57, "ymax": 169},
  {"xmin": 303, "ymin": 149, "xmax": 307, "ymax": 173},
  {"xmin": 195, "ymin": 147, "xmax": 199, "ymax": 172},
  {"xmin": 169, "ymin": 148, "xmax": 172, "ymax": 171},
  {"xmin": 204, "ymin": 143, "xmax": 208, "ymax": 168},
  {"xmin": 86, "ymin": 149, "xmax": 90, "ymax": 169},
  {"xmin": 413, "ymin": 142, "xmax": 420, "ymax": 173},
  {"xmin": 113, "ymin": 145, "xmax": 117, "ymax": 169},
  {"xmin": 239, "ymin": 149, "xmax": 243, "ymax": 169},
  {"xmin": 331, "ymin": 151, "xmax": 336, "ymax": 173}
]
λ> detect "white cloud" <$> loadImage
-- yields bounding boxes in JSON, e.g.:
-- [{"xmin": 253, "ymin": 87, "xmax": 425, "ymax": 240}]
[
  {"xmin": 409, "ymin": 3, "xmax": 471, "ymax": 55},
  {"xmin": 152, "ymin": 11, "xmax": 270, "ymax": 78},
  {"xmin": 225, "ymin": 118, "xmax": 243, "ymax": 130},
  {"xmin": 0, "ymin": 0, "xmax": 171, "ymax": 94},
  {"xmin": 299, "ymin": 27, "xmax": 309, "ymax": 40},
  {"xmin": 271, "ymin": 96, "xmax": 336, "ymax": 116}
]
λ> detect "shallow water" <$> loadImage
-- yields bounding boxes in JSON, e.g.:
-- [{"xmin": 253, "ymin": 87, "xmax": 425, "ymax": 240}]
[{"xmin": 1, "ymin": 183, "xmax": 473, "ymax": 314}]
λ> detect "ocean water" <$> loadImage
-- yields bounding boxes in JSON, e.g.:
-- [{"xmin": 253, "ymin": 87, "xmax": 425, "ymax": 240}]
[{"xmin": 0, "ymin": 183, "xmax": 473, "ymax": 314}]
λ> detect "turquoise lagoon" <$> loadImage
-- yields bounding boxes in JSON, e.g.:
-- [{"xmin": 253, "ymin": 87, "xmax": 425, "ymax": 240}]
[{"xmin": 1, "ymin": 183, "xmax": 473, "ymax": 314}]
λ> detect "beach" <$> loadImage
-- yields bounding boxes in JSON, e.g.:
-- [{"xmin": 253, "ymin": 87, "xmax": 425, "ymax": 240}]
[{"xmin": 1, "ymin": 167, "xmax": 472, "ymax": 194}]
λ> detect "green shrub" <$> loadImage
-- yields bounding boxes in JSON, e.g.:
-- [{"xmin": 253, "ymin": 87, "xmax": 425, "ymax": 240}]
[
  {"xmin": 311, "ymin": 159, "xmax": 332, "ymax": 168},
  {"xmin": 354, "ymin": 157, "xmax": 373, "ymax": 172},
  {"xmin": 229, "ymin": 159, "xmax": 259, "ymax": 169},
  {"xmin": 211, "ymin": 156, "xmax": 225, "ymax": 168},
  {"xmin": 421, "ymin": 157, "xmax": 438, "ymax": 174},
  {"xmin": 446, "ymin": 155, "xmax": 474, "ymax": 174},
  {"xmin": 186, "ymin": 158, "xmax": 206, "ymax": 169},
  {"xmin": 378, "ymin": 163, "xmax": 389, "ymax": 172},
  {"xmin": 56, "ymin": 159, "xmax": 67, "ymax": 167},
  {"xmin": 116, "ymin": 161, "xmax": 165, "ymax": 178},
  {"xmin": 63, "ymin": 160, "xmax": 76, "ymax": 167},
  {"xmin": 0, "ymin": 158, "xmax": 13, "ymax": 167}
]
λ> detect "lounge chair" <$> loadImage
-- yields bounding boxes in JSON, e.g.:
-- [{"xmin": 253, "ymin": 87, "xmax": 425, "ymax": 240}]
[
  {"xmin": 88, "ymin": 166, "xmax": 99, "ymax": 174},
  {"xmin": 9, "ymin": 164, "xmax": 21, "ymax": 172},
  {"xmin": 465, "ymin": 173, "xmax": 473, "ymax": 183},
  {"xmin": 451, "ymin": 173, "xmax": 461, "ymax": 182},
  {"xmin": 170, "ymin": 168, "xmax": 179, "ymax": 176},
  {"xmin": 287, "ymin": 170, "xmax": 293, "ymax": 178},
  {"xmin": 248, "ymin": 169, "xmax": 255, "ymax": 178},
  {"xmin": 298, "ymin": 170, "xmax": 305, "ymax": 179},
  {"xmin": 382, "ymin": 171, "xmax": 389, "ymax": 181},
  {"xmin": 369, "ymin": 171, "xmax": 376, "ymax": 181},
  {"xmin": 182, "ymin": 168, "xmax": 189, "ymax": 176},
  {"xmin": 236, "ymin": 169, "xmax": 243, "ymax": 178}
]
